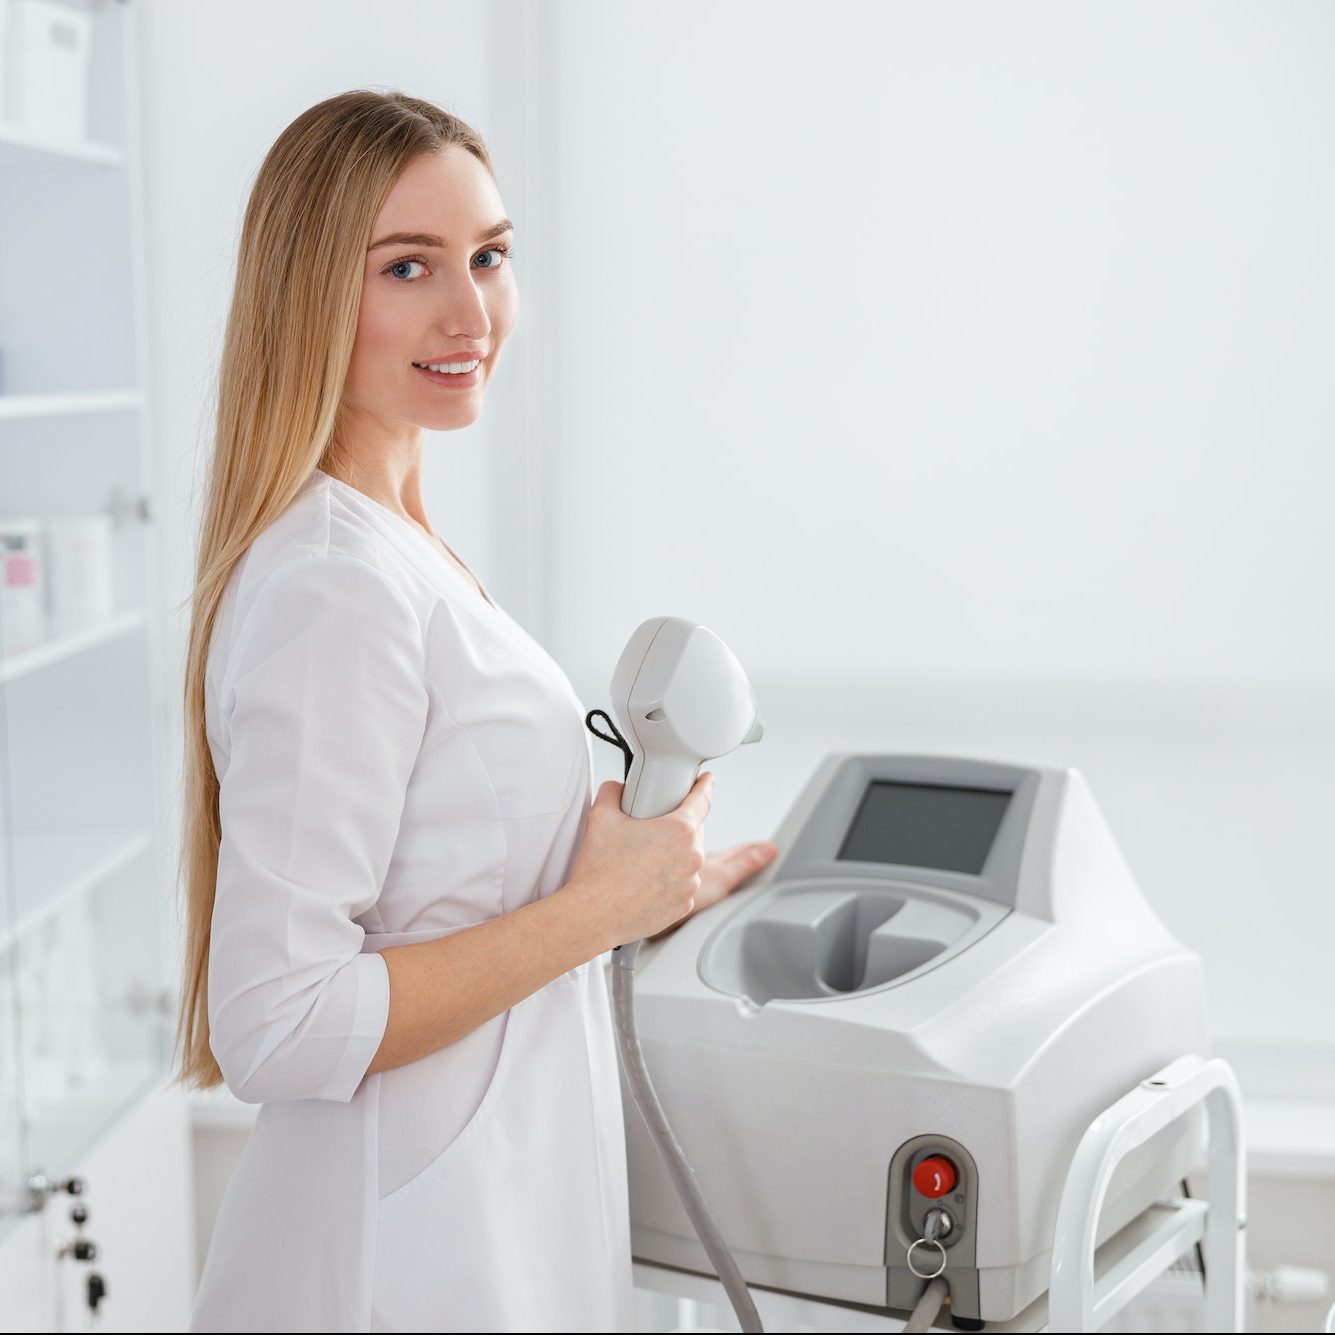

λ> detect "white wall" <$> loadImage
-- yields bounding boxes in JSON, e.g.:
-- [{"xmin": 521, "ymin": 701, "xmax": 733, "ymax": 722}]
[
  {"xmin": 519, "ymin": 1, "xmax": 1335, "ymax": 1070},
  {"xmin": 539, "ymin": 0, "xmax": 1335, "ymax": 684},
  {"xmin": 140, "ymin": 0, "xmax": 1333, "ymax": 1083}
]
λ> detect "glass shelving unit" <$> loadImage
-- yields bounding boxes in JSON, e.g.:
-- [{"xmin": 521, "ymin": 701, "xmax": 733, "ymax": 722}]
[{"xmin": 0, "ymin": 0, "xmax": 174, "ymax": 1229}]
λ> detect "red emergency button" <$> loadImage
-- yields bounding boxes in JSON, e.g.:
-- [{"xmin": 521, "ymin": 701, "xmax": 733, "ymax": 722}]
[{"xmin": 912, "ymin": 1156, "xmax": 957, "ymax": 1198}]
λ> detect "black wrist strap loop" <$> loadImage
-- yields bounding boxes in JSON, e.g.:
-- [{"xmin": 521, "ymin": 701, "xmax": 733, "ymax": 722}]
[{"xmin": 585, "ymin": 708, "xmax": 633, "ymax": 782}]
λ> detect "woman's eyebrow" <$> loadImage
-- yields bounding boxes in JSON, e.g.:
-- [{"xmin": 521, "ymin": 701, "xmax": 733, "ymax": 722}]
[{"xmin": 368, "ymin": 219, "xmax": 514, "ymax": 252}]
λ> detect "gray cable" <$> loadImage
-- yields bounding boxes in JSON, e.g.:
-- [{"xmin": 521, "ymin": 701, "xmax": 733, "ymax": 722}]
[
  {"xmin": 610, "ymin": 955, "xmax": 764, "ymax": 1333},
  {"xmin": 612, "ymin": 946, "xmax": 952, "ymax": 1334},
  {"xmin": 903, "ymin": 1276, "xmax": 950, "ymax": 1332}
]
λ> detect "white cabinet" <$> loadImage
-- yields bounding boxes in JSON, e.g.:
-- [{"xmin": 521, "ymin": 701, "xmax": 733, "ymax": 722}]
[{"xmin": 0, "ymin": 0, "xmax": 179, "ymax": 1323}]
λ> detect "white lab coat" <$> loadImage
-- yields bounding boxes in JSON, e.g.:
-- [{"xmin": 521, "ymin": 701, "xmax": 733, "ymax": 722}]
[{"xmin": 189, "ymin": 469, "xmax": 635, "ymax": 1333}]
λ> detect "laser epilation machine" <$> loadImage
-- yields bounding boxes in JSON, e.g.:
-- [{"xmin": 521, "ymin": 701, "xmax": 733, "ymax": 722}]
[{"xmin": 589, "ymin": 617, "xmax": 1243, "ymax": 1331}]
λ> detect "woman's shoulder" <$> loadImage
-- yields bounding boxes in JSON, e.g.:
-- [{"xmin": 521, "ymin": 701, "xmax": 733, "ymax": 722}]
[
  {"xmin": 246, "ymin": 470, "xmax": 387, "ymax": 571},
  {"xmin": 212, "ymin": 474, "xmax": 428, "ymax": 661},
  {"xmin": 234, "ymin": 472, "xmax": 428, "ymax": 598}
]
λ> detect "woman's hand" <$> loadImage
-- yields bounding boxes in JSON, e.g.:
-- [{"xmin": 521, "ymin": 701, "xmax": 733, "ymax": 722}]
[{"xmin": 647, "ymin": 840, "xmax": 779, "ymax": 942}]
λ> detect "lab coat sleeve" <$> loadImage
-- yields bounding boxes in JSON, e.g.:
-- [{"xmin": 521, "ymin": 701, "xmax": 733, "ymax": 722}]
[{"xmin": 207, "ymin": 553, "xmax": 429, "ymax": 1104}]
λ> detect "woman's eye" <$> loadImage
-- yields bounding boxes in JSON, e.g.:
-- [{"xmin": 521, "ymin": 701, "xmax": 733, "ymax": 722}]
[
  {"xmin": 473, "ymin": 245, "xmax": 513, "ymax": 269},
  {"xmin": 386, "ymin": 257, "xmax": 428, "ymax": 281},
  {"xmin": 383, "ymin": 246, "xmax": 514, "ymax": 283}
]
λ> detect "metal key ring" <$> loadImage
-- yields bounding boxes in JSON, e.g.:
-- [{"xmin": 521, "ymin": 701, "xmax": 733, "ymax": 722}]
[{"xmin": 906, "ymin": 1236, "xmax": 947, "ymax": 1280}]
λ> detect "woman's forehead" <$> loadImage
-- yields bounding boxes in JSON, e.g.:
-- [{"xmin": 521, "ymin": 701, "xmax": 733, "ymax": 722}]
[{"xmin": 375, "ymin": 149, "xmax": 504, "ymax": 237}]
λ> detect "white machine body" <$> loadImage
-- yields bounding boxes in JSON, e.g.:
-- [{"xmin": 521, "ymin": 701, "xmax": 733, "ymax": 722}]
[{"xmin": 623, "ymin": 752, "xmax": 1209, "ymax": 1324}]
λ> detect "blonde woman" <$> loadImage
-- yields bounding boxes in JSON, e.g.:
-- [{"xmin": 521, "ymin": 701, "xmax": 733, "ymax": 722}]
[{"xmin": 172, "ymin": 89, "xmax": 778, "ymax": 1332}]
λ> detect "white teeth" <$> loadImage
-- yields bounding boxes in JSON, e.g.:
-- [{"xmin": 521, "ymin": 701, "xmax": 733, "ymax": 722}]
[{"xmin": 414, "ymin": 359, "xmax": 480, "ymax": 374}]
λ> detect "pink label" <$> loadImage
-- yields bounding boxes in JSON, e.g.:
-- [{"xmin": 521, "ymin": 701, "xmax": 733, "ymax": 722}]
[{"xmin": 4, "ymin": 554, "xmax": 36, "ymax": 588}]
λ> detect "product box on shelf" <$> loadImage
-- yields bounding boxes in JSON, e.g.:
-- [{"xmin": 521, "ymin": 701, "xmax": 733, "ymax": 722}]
[{"xmin": 1, "ymin": 0, "xmax": 93, "ymax": 143}]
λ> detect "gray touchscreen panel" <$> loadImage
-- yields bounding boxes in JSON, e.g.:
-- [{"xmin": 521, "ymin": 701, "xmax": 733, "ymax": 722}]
[{"xmin": 836, "ymin": 781, "xmax": 1012, "ymax": 875}]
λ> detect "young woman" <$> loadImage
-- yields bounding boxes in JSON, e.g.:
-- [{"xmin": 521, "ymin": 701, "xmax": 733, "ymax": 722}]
[{"xmin": 171, "ymin": 88, "xmax": 778, "ymax": 1332}]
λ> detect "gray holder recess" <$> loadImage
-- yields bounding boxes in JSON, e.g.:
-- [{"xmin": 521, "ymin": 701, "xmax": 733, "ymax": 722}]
[{"xmin": 705, "ymin": 883, "xmax": 984, "ymax": 1005}]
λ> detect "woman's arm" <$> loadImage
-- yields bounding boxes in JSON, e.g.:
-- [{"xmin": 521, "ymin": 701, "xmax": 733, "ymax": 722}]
[
  {"xmin": 209, "ymin": 554, "xmax": 429, "ymax": 1106},
  {"xmin": 367, "ymin": 889, "xmax": 608, "ymax": 1075}
]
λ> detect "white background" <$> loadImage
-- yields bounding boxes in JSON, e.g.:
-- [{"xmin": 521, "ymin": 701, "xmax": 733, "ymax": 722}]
[{"xmin": 141, "ymin": 1, "xmax": 1335, "ymax": 1075}]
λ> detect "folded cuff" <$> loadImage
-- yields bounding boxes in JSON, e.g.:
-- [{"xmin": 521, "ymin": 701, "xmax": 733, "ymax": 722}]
[{"xmin": 312, "ymin": 949, "xmax": 391, "ymax": 1103}]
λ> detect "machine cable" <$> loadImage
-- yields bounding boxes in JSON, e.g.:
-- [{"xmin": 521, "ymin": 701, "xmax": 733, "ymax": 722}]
[
  {"xmin": 608, "ymin": 952, "xmax": 764, "ymax": 1332},
  {"xmin": 588, "ymin": 708, "xmax": 766, "ymax": 1333},
  {"xmin": 903, "ymin": 1276, "xmax": 950, "ymax": 1332},
  {"xmin": 590, "ymin": 678, "xmax": 962, "ymax": 1334},
  {"xmin": 592, "ymin": 669, "xmax": 953, "ymax": 1335}
]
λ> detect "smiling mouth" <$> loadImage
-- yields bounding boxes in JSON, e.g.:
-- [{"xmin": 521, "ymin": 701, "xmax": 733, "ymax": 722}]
[{"xmin": 410, "ymin": 360, "xmax": 484, "ymax": 389}]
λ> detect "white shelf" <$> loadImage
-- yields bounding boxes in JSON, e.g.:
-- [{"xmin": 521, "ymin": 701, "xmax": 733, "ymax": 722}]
[
  {"xmin": 0, "ymin": 389, "xmax": 144, "ymax": 419},
  {"xmin": 23, "ymin": 1058, "xmax": 167, "ymax": 1178},
  {"xmin": 0, "ymin": 823, "xmax": 153, "ymax": 955},
  {"xmin": 0, "ymin": 609, "xmax": 146, "ymax": 683},
  {"xmin": 0, "ymin": 117, "xmax": 124, "ymax": 168},
  {"xmin": 0, "ymin": 0, "xmax": 179, "ymax": 1265}
]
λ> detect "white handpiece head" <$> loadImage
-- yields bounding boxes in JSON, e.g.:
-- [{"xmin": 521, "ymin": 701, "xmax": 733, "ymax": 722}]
[{"xmin": 609, "ymin": 616, "xmax": 764, "ymax": 820}]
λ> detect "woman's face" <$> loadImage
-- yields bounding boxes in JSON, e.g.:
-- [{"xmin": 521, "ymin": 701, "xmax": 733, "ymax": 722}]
[{"xmin": 341, "ymin": 147, "xmax": 518, "ymax": 437}]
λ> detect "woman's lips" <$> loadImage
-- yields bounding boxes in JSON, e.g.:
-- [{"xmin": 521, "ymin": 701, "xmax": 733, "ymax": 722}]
[{"xmin": 412, "ymin": 362, "xmax": 481, "ymax": 388}]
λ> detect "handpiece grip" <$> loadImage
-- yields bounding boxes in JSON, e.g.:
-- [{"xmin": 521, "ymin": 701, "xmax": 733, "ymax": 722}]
[
  {"xmin": 612, "ymin": 754, "xmax": 702, "ymax": 967},
  {"xmin": 621, "ymin": 752, "xmax": 702, "ymax": 820}
]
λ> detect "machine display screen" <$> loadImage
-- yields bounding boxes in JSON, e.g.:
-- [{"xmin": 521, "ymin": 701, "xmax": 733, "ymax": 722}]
[{"xmin": 836, "ymin": 781, "xmax": 1012, "ymax": 875}]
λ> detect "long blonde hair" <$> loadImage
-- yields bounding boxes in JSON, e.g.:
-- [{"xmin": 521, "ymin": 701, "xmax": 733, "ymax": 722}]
[{"xmin": 170, "ymin": 89, "xmax": 496, "ymax": 1092}]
